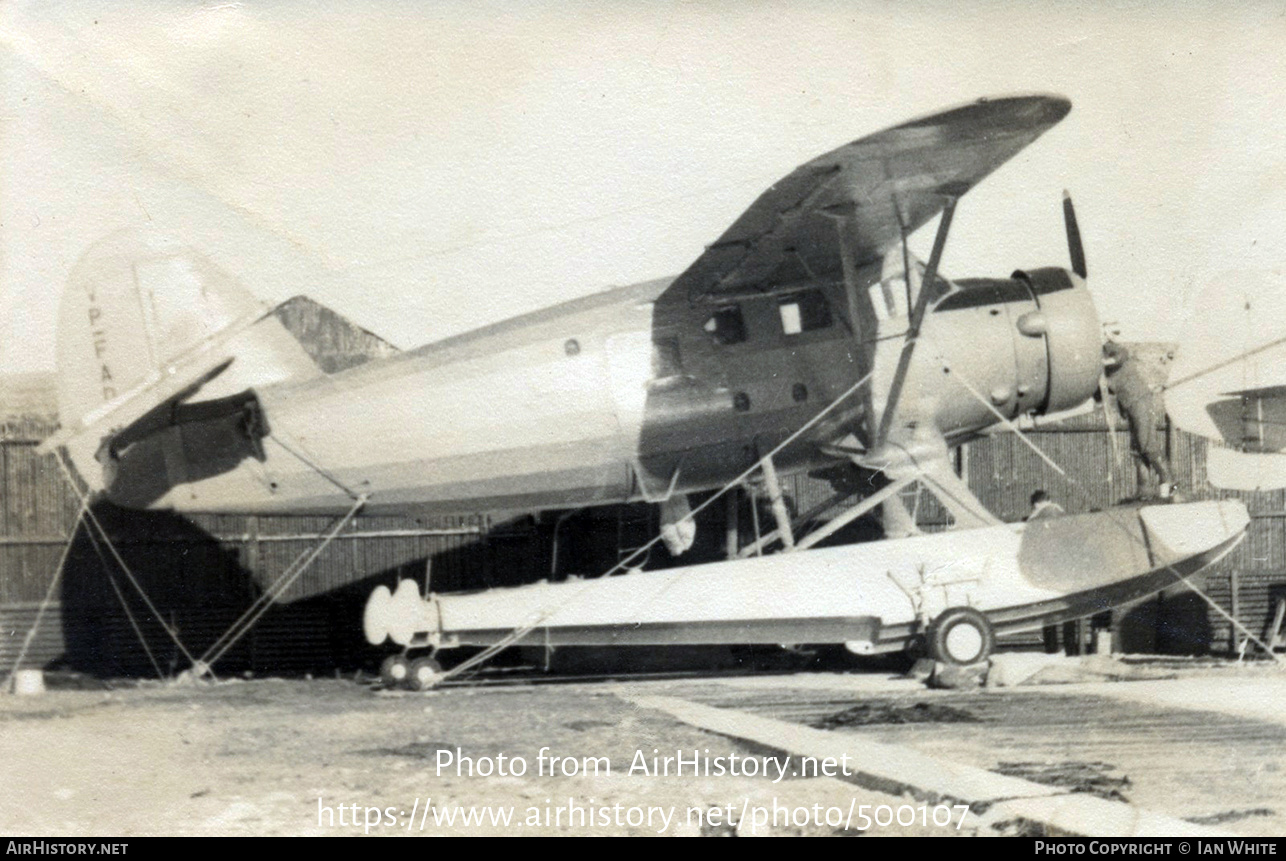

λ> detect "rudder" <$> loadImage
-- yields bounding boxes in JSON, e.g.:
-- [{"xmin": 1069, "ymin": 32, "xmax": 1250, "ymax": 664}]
[{"xmin": 45, "ymin": 229, "xmax": 320, "ymax": 498}]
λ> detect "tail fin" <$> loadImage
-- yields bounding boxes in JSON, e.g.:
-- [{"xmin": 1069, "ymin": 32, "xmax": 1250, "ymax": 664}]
[{"xmin": 42, "ymin": 229, "xmax": 320, "ymax": 493}]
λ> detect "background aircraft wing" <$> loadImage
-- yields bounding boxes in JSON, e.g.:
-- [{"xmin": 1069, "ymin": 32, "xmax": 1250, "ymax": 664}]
[
  {"xmin": 1167, "ymin": 270, "xmax": 1286, "ymax": 489},
  {"xmin": 666, "ymin": 94, "xmax": 1071, "ymax": 302}
]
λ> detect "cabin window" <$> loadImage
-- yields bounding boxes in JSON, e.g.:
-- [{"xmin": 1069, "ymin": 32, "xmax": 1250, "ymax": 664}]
[
  {"xmin": 777, "ymin": 290, "xmax": 832, "ymax": 335},
  {"xmin": 651, "ymin": 336, "xmax": 683, "ymax": 379},
  {"xmin": 703, "ymin": 306, "xmax": 746, "ymax": 345}
]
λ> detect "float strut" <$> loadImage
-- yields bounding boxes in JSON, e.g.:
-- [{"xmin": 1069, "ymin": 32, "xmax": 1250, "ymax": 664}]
[{"xmin": 759, "ymin": 455, "xmax": 795, "ymax": 551}]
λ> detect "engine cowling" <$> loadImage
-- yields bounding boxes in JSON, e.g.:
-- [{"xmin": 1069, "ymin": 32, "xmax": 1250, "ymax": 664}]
[{"xmin": 1016, "ymin": 267, "xmax": 1102, "ymax": 415}]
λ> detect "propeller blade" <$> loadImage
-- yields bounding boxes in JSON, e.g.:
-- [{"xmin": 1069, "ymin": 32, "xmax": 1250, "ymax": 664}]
[{"xmin": 1063, "ymin": 190, "xmax": 1087, "ymax": 279}]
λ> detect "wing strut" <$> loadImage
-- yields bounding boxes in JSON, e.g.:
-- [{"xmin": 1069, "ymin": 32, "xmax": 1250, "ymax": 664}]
[
  {"xmin": 758, "ymin": 455, "xmax": 796, "ymax": 550},
  {"xmin": 876, "ymin": 197, "xmax": 957, "ymax": 445},
  {"xmin": 829, "ymin": 208, "xmax": 866, "ymax": 338},
  {"xmin": 737, "ymin": 474, "xmax": 917, "ymax": 558},
  {"xmin": 900, "ymin": 221, "xmax": 914, "ymax": 314}
]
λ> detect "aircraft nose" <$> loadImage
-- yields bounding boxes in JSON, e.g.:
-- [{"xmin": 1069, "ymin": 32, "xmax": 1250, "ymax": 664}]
[{"xmin": 1023, "ymin": 268, "xmax": 1102, "ymax": 413}]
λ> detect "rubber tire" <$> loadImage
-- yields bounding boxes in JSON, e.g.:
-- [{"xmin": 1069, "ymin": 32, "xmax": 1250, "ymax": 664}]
[
  {"xmin": 926, "ymin": 607, "xmax": 995, "ymax": 666},
  {"xmin": 380, "ymin": 654, "xmax": 411, "ymax": 687},
  {"xmin": 407, "ymin": 657, "xmax": 443, "ymax": 691}
]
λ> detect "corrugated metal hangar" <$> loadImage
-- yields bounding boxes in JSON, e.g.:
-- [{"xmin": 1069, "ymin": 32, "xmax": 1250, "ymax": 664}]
[{"xmin": 2, "ymin": 302, "xmax": 1283, "ymax": 677}]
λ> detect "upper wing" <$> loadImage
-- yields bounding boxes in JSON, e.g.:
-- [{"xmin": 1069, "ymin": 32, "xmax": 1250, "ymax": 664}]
[{"xmin": 668, "ymin": 94, "xmax": 1071, "ymax": 302}]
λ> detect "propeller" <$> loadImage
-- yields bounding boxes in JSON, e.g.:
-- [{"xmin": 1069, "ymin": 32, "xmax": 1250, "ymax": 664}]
[
  {"xmin": 1063, "ymin": 190, "xmax": 1086, "ymax": 279},
  {"xmin": 1069, "ymin": 187, "xmax": 1121, "ymax": 469}
]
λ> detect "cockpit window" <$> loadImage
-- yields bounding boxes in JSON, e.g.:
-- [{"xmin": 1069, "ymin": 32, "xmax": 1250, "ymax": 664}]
[
  {"xmin": 704, "ymin": 306, "xmax": 747, "ymax": 345},
  {"xmin": 777, "ymin": 290, "xmax": 832, "ymax": 335}
]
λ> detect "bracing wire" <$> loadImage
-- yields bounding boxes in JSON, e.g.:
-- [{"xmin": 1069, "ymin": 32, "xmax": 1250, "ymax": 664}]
[
  {"xmin": 436, "ymin": 369, "xmax": 876, "ymax": 683},
  {"xmin": 52, "ymin": 453, "xmax": 202, "ymax": 670}
]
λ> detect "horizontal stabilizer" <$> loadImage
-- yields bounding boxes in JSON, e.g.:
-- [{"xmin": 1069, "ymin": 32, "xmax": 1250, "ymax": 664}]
[{"xmin": 39, "ymin": 310, "xmax": 271, "ymax": 455}]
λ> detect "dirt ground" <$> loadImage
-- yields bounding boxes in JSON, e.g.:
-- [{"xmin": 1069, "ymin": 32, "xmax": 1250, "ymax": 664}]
[
  {"xmin": 2, "ymin": 660, "xmax": 1283, "ymax": 837},
  {"xmin": 0, "ymin": 674, "xmax": 968, "ymax": 837}
]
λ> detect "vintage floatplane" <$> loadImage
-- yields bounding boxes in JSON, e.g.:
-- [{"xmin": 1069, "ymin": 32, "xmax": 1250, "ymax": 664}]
[
  {"xmin": 40, "ymin": 95, "xmax": 1249, "ymax": 686},
  {"xmin": 1166, "ymin": 270, "xmax": 1286, "ymax": 490}
]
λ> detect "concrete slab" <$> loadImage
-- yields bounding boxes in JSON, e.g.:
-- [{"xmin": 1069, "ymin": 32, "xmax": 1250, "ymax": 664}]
[
  {"xmin": 689, "ymin": 672, "xmax": 924, "ymax": 695},
  {"xmin": 629, "ymin": 694, "xmax": 1235, "ymax": 838},
  {"xmin": 1021, "ymin": 676, "xmax": 1286, "ymax": 728}
]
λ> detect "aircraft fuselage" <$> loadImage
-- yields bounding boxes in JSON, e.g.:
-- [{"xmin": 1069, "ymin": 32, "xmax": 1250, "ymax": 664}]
[{"xmin": 103, "ymin": 260, "xmax": 1101, "ymax": 516}]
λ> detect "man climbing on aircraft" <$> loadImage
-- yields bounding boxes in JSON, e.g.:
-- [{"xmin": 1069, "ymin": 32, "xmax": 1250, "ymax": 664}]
[{"xmin": 1104, "ymin": 342, "xmax": 1175, "ymax": 498}]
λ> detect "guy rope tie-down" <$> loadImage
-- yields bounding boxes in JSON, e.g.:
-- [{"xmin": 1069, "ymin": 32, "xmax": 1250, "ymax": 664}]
[
  {"xmin": 196, "ymin": 493, "xmax": 370, "ymax": 677},
  {"xmin": 52, "ymin": 452, "xmax": 203, "ymax": 674},
  {"xmin": 192, "ymin": 428, "xmax": 372, "ymax": 677},
  {"xmin": 84, "ymin": 523, "xmax": 166, "ymax": 679},
  {"xmin": 1, "ymin": 496, "xmax": 87, "ymax": 693}
]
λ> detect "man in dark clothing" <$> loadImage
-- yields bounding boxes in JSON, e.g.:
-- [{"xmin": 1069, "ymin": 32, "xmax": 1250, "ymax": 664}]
[
  {"xmin": 1104, "ymin": 342, "xmax": 1175, "ymax": 497},
  {"xmin": 1026, "ymin": 489, "xmax": 1065, "ymax": 521}
]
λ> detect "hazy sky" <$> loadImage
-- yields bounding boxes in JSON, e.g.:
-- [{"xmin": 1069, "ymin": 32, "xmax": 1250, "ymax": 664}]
[{"xmin": 2, "ymin": 1, "xmax": 1285, "ymax": 373}]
